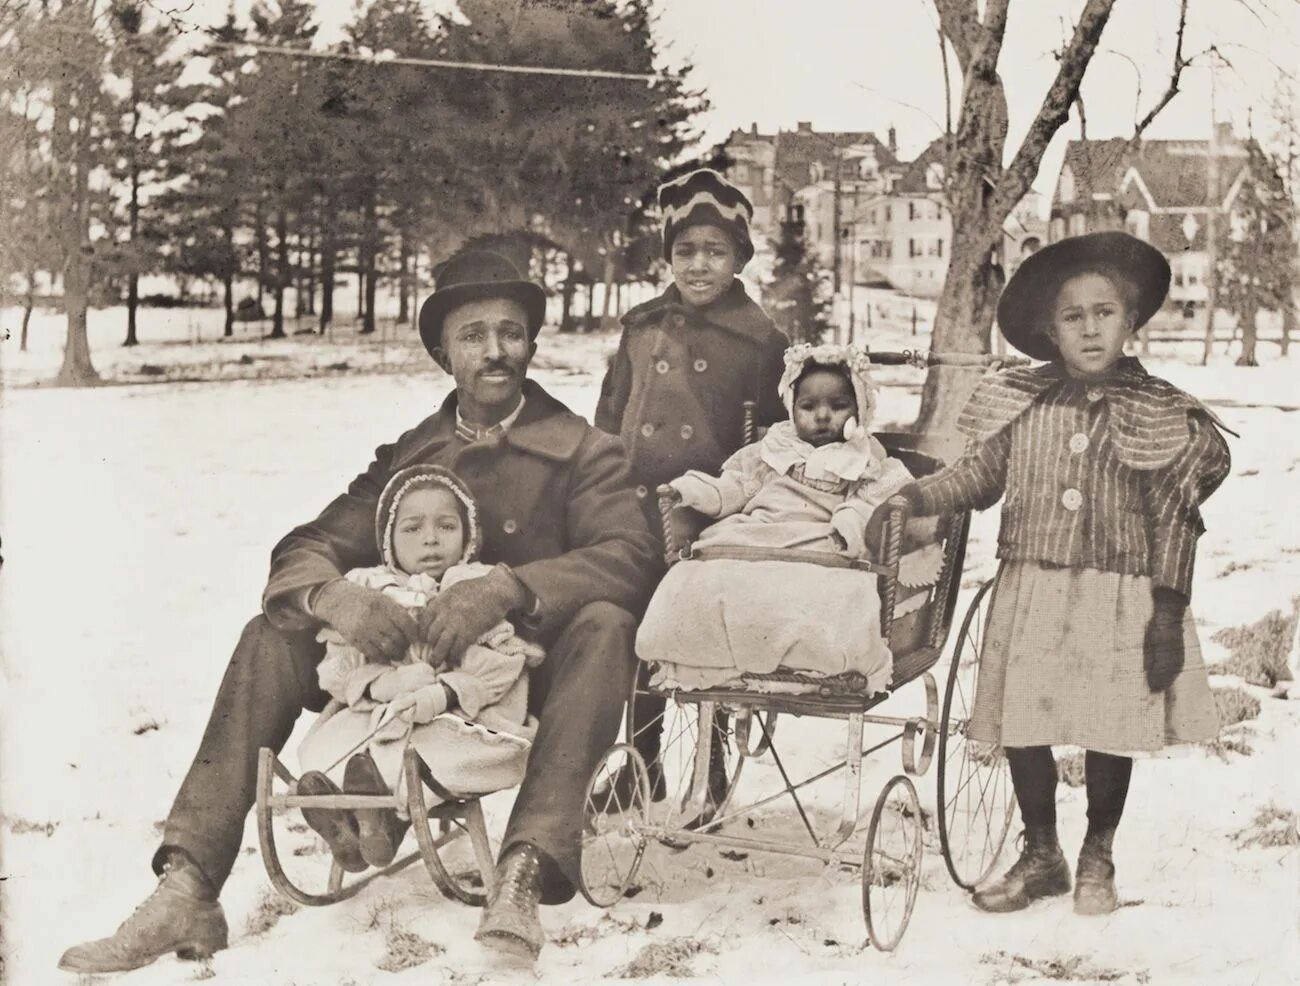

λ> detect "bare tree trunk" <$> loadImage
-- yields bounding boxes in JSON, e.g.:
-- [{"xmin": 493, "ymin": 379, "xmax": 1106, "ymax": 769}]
[
  {"xmin": 268, "ymin": 204, "xmax": 288, "ymax": 339},
  {"xmin": 54, "ymin": 80, "xmax": 99, "ymax": 386},
  {"xmin": 1282, "ymin": 292, "xmax": 1294, "ymax": 356},
  {"xmin": 560, "ymin": 252, "xmax": 575, "ymax": 333},
  {"xmin": 320, "ymin": 230, "xmax": 335, "ymax": 333},
  {"xmin": 20, "ymin": 277, "xmax": 34, "ymax": 351},
  {"xmin": 397, "ymin": 230, "xmax": 412, "ymax": 324},
  {"xmin": 255, "ymin": 195, "xmax": 268, "ymax": 312},
  {"xmin": 1235, "ymin": 297, "xmax": 1259, "ymax": 366},
  {"xmin": 359, "ymin": 187, "xmax": 377, "ymax": 335},
  {"xmin": 123, "ymin": 75, "xmax": 140, "ymax": 347},
  {"xmin": 599, "ymin": 255, "xmax": 616, "ymax": 329},
  {"xmin": 222, "ymin": 272, "xmax": 234, "ymax": 338}
]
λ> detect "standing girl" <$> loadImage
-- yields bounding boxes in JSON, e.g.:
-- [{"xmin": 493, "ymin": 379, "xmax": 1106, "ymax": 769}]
[
  {"xmin": 595, "ymin": 168, "xmax": 789, "ymax": 797},
  {"xmin": 871, "ymin": 231, "xmax": 1232, "ymax": 915}
]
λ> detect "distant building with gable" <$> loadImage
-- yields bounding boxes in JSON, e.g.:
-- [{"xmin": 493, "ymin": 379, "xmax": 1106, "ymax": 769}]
[{"xmin": 1049, "ymin": 127, "xmax": 1254, "ymax": 307}]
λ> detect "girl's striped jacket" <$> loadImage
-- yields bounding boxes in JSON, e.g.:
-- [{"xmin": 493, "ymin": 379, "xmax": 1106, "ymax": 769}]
[{"xmin": 913, "ymin": 358, "xmax": 1232, "ymax": 598}]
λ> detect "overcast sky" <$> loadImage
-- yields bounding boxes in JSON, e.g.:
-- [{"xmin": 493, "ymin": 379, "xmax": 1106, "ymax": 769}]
[{"xmin": 171, "ymin": 0, "xmax": 1300, "ymax": 196}]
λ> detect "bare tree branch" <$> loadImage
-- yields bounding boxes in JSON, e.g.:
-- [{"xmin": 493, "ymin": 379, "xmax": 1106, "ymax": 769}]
[
  {"xmin": 968, "ymin": 0, "xmax": 1010, "ymax": 80},
  {"xmin": 991, "ymin": 0, "xmax": 1116, "ymax": 217},
  {"xmin": 1129, "ymin": 0, "xmax": 1191, "ymax": 141},
  {"xmin": 1075, "ymin": 92, "xmax": 1087, "ymax": 140},
  {"xmin": 939, "ymin": 20, "xmax": 952, "ymax": 135},
  {"xmin": 932, "ymin": 0, "xmax": 979, "ymax": 70}
]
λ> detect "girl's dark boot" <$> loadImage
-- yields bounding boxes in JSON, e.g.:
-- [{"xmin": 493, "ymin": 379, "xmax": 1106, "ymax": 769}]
[
  {"xmin": 1074, "ymin": 828, "xmax": 1118, "ymax": 915},
  {"xmin": 971, "ymin": 825, "xmax": 1072, "ymax": 913}
]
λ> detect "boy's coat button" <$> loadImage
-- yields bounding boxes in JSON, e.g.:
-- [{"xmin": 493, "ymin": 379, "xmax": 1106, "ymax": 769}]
[
  {"xmin": 503, "ymin": 519, "xmax": 519, "ymax": 534},
  {"xmin": 680, "ymin": 425, "xmax": 694, "ymax": 440},
  {"xmin": 693, "ymin": 358, "xmax": 708, "ymax": 372},
  {"xmin": 655, "ymin": 360, "xmax": 670, "ymax": 374},
  {"xmin": 640, "ymin": 423, "xmax": 656, "ymax": 437}
]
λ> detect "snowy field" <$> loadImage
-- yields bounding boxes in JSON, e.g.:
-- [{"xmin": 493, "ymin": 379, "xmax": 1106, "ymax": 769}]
[{"xmin": 2, "ymin": 311, "xmax": 1299, "ymax": 985}]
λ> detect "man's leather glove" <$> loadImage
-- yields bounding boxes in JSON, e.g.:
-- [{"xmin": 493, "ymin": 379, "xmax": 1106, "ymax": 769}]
[
  {"xmin": 368, "ymin": 662, "xmax": 439, "ymax": 703},
  {"xmin": 313, "ymin": 579, "xmax": 418, "ymax": 663},
  {"xmin": 1144, "ymin": 586, "xmax": 1188, "ymax": 693},
  {"xmin": 863, "ymin": 483, "xmax": 924, "ymax": 560},
  {"xmin": 419, "ymin": 564, "xmax": 528, "ymax": 666}
]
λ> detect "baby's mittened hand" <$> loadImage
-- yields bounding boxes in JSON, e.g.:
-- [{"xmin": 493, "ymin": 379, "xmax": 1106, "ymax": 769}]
[
  {"xmin": 391, "ymin": 683, "xmax": 451, "ymax": 725},
  {"xmin": 829, "ymin": 513, "xmax": 865, "ymax": 558},
  {"xmin": 368, "ymin": 662, "xmax": 439, "ymax": 703},
  {"xmin": 668, "ymin": 474, "xmax": 722, "ymax": 516},
  {"xmin": 1143, "ymin": 587, "xmax": 1188, "ymax": 693}
]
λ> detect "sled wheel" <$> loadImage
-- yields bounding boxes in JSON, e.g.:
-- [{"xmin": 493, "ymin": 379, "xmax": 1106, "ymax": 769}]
[
  {"xmin": 405, "ymin": 748, "xmax": 490, "ymax": 907},
  {"xmin": 255, "ymin": 748, "xmax": 420, "ymax": 907},
  {"xmin": 936, "ymin": 580, "xmax": 1016, "ymax": 890},
  {"xmin": 862, "ymin": 775, "xmax": 923, "ymax": 952},
  {"xmin": 579, "ymin": 744, "xmax": 650, "ymax": 906}
]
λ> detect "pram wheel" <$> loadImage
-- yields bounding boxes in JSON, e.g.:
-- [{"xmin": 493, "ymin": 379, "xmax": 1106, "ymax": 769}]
[
  {"xmin": 936, "ymin": 579, "xmax": 1016, "ymax": 890},
  {"xmin": 648, "ymin": 699, "xmax": 743, "ymax": 838},
  {"xmin": 861, "ymin": 774, "xmax": 923, "ymax": 952},
  {"xmin": 579, "ymin": 744, "xmax": 651, "ymax": 907}
]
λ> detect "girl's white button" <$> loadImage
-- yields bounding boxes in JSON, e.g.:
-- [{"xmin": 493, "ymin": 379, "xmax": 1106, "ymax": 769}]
[
  {"xmin": 1061, "ymin": 488, "xmax": 1083, "ymax": 511},
  {"xmin": 635, "ymin": 485, "xmax": 648, "ymax": 499},
  {"xmin": 1069, "ymin": 432, "xmax": 1090, "ymax": 454},
  {"xmin": 640, "ymin": 423, "xmax": 655, "ymax": 437}
]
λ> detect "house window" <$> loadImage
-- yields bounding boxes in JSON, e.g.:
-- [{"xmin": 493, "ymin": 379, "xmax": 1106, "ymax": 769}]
[
  {"xmin": 936, "ymin": 238, "xmax": 944, "ymax": 258},
  {"xmin": 1068, "ymin": 213, "xmax": 1086, "ymax": 237},
  {"xmin": 908, "ymin": 201, "xmax": 918, "ymax": 221},
  {"xmin": 885, "ymin": 205, "xmax": 892, "ymax": 222},
  {"xmin": 1174, "ymin": 272, "xmax": 1185, "ymax": 287},
  {"xmin": 908, "ymin": 238, "xmax": 918, "ymax": 258},
  {"xmin": 1050, "ymin": 217, "xmax": 1066, "ymax": 242},
  {"xmin": 1059, "ymin": 165, "xmax": 1076, "ymax": 204}
]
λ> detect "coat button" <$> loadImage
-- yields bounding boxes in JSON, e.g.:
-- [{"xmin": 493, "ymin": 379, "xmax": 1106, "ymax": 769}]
[
  {"xmin": 640, "ymin": 423, "xmax": 656, "ymax": 438},
  {"xmin": 1068, "ymin": 432, "xmax": 1090, "ymax": 454},
  {"xmin": 503, "ymin": 518, "xmax": 518, "ymax": 534},
  {"xmin": 670, "ymin": 313, "xmax": 686, "ymax": 329},
  {"xmin": 635, "ymin": 484, "xmax": 648, "ymax": 499},
  {"xmin": 655, "ymin": 359, "xmax": 670, "ymax": 374},
  {"xmin": 680, "ymin": 424, "xmax": 694, "ymax": 440},
  {"xmin": 1061, "ymin": 488, "xmax": 1083, "ymax": 511},
  {"xmin": 1085, "ymin": 387, "xmax": 1105, "ymax": 403},
  {"xmin": 693, "ymin": 358, "xmax": 708, "ymax": 372}
]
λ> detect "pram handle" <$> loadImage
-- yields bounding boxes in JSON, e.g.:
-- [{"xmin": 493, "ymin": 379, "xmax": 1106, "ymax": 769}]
[{"xmin": 865, "ymin": 350, "xmax": 1031, "ymax": 369}]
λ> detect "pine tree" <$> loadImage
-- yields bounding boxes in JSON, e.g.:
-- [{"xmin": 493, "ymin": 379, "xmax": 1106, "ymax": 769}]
[{"xmin": 764, "ymin": 219, "xmax": 831, "ymax": 344}]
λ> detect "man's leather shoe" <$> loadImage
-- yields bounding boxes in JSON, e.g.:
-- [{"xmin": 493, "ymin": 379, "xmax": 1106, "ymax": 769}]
[
  {"xmin": 475, "ymin": 843, "xmax": 545, "ymax": 963},
  {"xmin": 58, "ymin": 853, "xmax": 228, "ymax": 974}
]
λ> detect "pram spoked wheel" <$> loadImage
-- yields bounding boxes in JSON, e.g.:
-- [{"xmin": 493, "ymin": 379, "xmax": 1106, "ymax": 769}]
[
  {"xmin": 936, "ymin": 579, "xmax": 1016, "ymax": 889},
  {"xmin": 861, "ymin": 774, "xmax": 924, "ymax": 952},
  {"xmin": 579, "ymin": 743, "xmax": 651, "ymax": 906}
]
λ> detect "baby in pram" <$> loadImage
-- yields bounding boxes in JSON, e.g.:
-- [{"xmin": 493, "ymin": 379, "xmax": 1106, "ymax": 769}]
[
  {"xmin": 636, "ymin": 343, "xmax": 938, "ymax": 693},
  {"xmin": 296, "ymin": 465, "xmax": 542, "ymax": 873}
]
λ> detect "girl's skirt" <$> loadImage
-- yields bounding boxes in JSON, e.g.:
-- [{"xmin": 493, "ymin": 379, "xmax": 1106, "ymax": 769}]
[{"xmin": 969, "ymin": 560, "xmax": 1220, "ymax": 754}]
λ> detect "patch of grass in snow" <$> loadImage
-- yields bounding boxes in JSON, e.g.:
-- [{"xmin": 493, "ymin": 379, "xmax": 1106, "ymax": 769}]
[
  {"xmin": 6, "ymin": 816, "xmax": 58, "ymax": 836},
  {"xmin": 1209, "ymin": 600, "xmax": 1298, "ymax": 688},
  {"xmin": 244, "ymin": 887, "xmax": 298, "ymax": 936},
  {"xmin": 612, "ymin": 937, "xmax": 717, "ymax": 979},
  {"xmin": 980, "ymin": 950, "xmax": 1148, "ymax": 983},
  {"xmin": 554, "ymin": 911, "xmax": 652, "ymax": 947},
  {"xmin": 1212, "ymin": 686, "xmax": 1261, "ymax": 727},
  {"xmin": 1232, "ymin": 804, "xmax": 1300, "ymax": 849},
  {"xmin": 376, "ymin": 925, "xmax": 441, "ymax": 973},
  {"xmin": 132, "ymin": 717, "xmax": 164, "ymax": 735},
  {"xmin": 1056, "ymin": 750, "xmax": 1086, "ymax": 787},
  {"xmin": 1203, "ymin": 727, "xmax": 1255, "ymax": 760}
]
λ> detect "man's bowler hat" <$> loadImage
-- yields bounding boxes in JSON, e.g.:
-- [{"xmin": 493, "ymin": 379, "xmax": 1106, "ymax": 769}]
[
  {"xmin": 418, "ymin": 251, "xmax": 547, "ymax": 356},
  {"xmin": 997, "ymin": 231, "xmax": 1171, "ymax": 361}
]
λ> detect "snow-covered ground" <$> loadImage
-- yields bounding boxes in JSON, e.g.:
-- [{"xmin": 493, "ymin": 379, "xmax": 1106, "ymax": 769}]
[{"xmin": 2, "ymin": 313, "xmax": 1298, "ymax": 985}]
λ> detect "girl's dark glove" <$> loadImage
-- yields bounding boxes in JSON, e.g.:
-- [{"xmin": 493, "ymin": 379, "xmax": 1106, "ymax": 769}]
[
  {"xmin": 419, "ymin": 565, "xmax": 528, "ymax": 666},
  {"xmin": 1143, "ymin": 586, "xmax": 1188, "ymax": 693},
  {"xmin": 864, "ymin": 483, "xmax": 924, "ymax": 560},
  {"xmin": 314, "ymin": 579, "xmax": 418, "ymax": 663}
]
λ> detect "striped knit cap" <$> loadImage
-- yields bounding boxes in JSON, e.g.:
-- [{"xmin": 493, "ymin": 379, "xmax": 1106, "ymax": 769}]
[
  {"xmin": 659, "ymin": 168, "xmax": 755, "ymax": 264},
  {"xmin": 375, "ymin": 465, "xmax": 482, "ymax": 574}
]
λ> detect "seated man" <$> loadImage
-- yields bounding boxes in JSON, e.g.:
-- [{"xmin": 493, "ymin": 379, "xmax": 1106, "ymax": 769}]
[{"xmin": 60, "ymin": 251, "xmax": 659, "ymax": 973}]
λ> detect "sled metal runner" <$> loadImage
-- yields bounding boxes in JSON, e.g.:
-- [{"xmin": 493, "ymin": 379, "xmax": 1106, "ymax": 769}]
[
  {"xmin": 255, "ymin": 745, "xmax": 497, "ymax": 908},
  {"xmin": 581, "ymin": 353, "xmax": 1023, "ymax": 952}
]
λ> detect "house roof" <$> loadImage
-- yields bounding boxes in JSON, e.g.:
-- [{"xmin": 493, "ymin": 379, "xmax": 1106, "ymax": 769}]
[
  {"xmin": 1058, "ymin": 137, "xmax": 1251, "ymax": 211},
  {"xmin": 772, "ymin": 129, "xmax": 899, "ymax": 190},
  {"xmin": 890, "ymin": 137, "xmax": 954, "ymax": 195}
]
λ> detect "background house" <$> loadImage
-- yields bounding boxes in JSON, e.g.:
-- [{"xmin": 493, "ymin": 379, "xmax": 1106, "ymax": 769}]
[{"xmin": 1049, "ymin": 127, "xmax": 1253, "ymax": 308}]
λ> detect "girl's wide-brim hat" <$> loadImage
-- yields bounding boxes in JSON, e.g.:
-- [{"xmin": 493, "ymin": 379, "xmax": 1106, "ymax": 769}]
[
  {"xmin": 418, "ymin": 251, "xmax": 546, "ymax": 358},
  {"xmin": 997, "ymin": 230, "xmax": 1171, "ymax": 361},
  {"xmin": 376, "ymin": 465, "xmax": 483, "ymax": 572}
]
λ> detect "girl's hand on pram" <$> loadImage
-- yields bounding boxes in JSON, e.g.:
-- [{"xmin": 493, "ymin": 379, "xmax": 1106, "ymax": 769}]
[
  {"xmin": 864, "ymin": 484, "xmax": 923, "ymax": 559},
  {"xmin": 1143, "ymin": 587, "xmax": 1187, "ymax": 693},
  {"xmin": 369, "ymin": 662, "xmax": 439, "ymax": 703}
]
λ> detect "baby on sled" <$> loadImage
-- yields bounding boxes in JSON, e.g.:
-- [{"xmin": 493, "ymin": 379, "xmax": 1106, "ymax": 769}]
[
  {"xmin": 296, "ymin": 465, "xmax": 541, "ymax": 872},
  {"xmin": 637, "ymin": 343, "xmax": 939, "ymax": 694}
]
